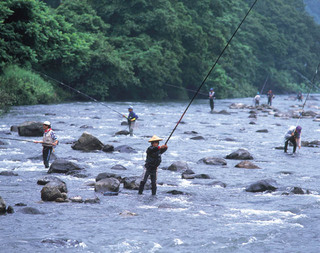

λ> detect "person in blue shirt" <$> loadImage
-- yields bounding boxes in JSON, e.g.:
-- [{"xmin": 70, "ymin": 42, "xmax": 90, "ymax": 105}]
[{"xmin": 127, "ymin": 106, "xmax": 138, "ymax": 136}]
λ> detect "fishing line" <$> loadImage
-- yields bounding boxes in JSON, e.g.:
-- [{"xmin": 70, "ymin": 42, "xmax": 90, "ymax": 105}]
[
  {"xmin": 164, "ymin": 0, "xmax": 259, "ymax": 145},
  {"xmin": 0, "ymin": 136, "xmax": 35, "ymax": 143},
  {"xmin": 260, "ymin": 74, "xmax": 269, "ymax": 95},
  {"xmin": 161, "ymin": 83, "xmax": 209, "ymax": 96},
  {"xmin": 33, "ymin": 70, "xmax": 127, "ymax": 118}
]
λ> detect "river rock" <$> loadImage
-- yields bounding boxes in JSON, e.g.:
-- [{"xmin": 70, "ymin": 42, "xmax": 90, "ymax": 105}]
[
  {"xmin": 302, "ymin": 111, "xmax": 317, "ymax": 117},
  {"xmin": 114, "ymin": 145, "xmax": 137, "ymax": 153},
  {"xmin": 245, "ymin": 179, "xmax": 277, "ymax": 192},
  {"xmin": 6, "ymin": 206, "xmax": 14, "ymax": 213},
  {"xmin": 0, "ymin": 171, "xmax": 18, "ymax": 176},
  {"xmin": 18, "ymin": 121, "xmax": 43, "ymax": 136},
  {"xmin": 48, "ymin": 159, "xmax": 84, "ymax": 175},
  {"xmin": 95, "ymin": 178, "xmax": 120, "ymax": 192},
  {"xmin": 28, "ymin": 153, "xmax": 57, "ymax": 161},
  {"xmin": 301, "ymin": 140, "xmax": 320, "ymax": 147},
  {"xmin": 84, "ymin": 197, "xmax": 100, "ymax": 204},
  {"xmin": 18, "ymin": 207, "xmax": 44, "ymax": 215},
  {"xmin": 111, "ymin": 164, "xmax": 127, "ymax": 171},
  {"xmin": 121, "ymin": 121, "xmax": 128, "ymax": 126},
  {"xmin": 235, "ymin": 161, "xmax": 261, "ymax": 169},
  {"xmin": 229, "ymin": 103, "xmax": 247, "ymax": 109},
  {"xmin": 290, "ymin": 187, "xmax": 305, "ymax": 195},
  {"xmin": 41, "ymin": 185, "xmax": 64, "ymax": 201},
  {"xmin": 190, "ymin": 136, "xmax": 205, "ymax": 140},
  {"xmin": 102, "ymin": 144, "xmax": 114, "ymax": 152},
  {"xmin": 69, "ymin": 196, "xmax": 84, "ymax": 203},
  {"xmin": 167, "ymin": 161, "xmax": 189, "ymax": 172},
  {"xmin": 0, "ymin": 196, "xmax": 6, "ymax": 214},
  {"xmin": 119, "ymin": 210, "xmax": 138, "ymax": 216},
  {"xmin": 37, "ymin": 176, "xmax": 65, "ymax": 185},
  {"xmin": 184, "ymin": 131, "xmax": 198, "ymax": 135},
  {"xmin": 71, "ymin": 132, "xmax": 104, "ymax": 151},
  {"xmin": 96, "ymin": 172, "xmax": 122, "ymax": 182},
  {"xmin": 182, "ymin": 173, "xmax": 210, "ymax": 179},
  {"xmin": 10, "ymin": 125, "xmax": 18, "ymax": 132},
  {"xmin": 0, "ymin": 140, "xmax": 7, "ymax": 145},
  {"xmin": 198, "ymin": 157, "xmax": 227, "ymax": 166},
  {"xmin": 123, "ymin": 176, "xmax": 151, "ymax": 190},
  {"xmin": 80, "ymin": 125, "xmax": 93, "ymax": 129},
  {"xmin": 207, "ymin": 181, "xmax": 227, "ymax": 188},
  {"xmin": 225, "ymin": 149, "xmax": 253, "ymax": 160},
  {"xmin": 115, "ymin": 130, "xmax": 130, "ymax": 136},
  {"xmin": 167, "ymin": 190, "xmax": 188, "ymax": 195},
  {"xmin": 45, "ymin": 180, "xmax": 67, "ymax": 193},
  {"xmin": 256, "ymin": 129, "xmax": 268, "ymax": 133}
]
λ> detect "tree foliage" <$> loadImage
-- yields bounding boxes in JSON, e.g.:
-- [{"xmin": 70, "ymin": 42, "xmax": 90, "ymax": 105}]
[{"xmin": 0, "ymin": 0, "xmax": 320, "ymax": 106}]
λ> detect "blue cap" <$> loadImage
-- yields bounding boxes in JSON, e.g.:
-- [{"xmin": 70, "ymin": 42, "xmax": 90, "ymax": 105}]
[
  {"xmin": 210, "ymin": 88, "xmax": 213, "ymax": 91},
  {"xmin": 296, "ymin": 126, "xmax": 302, "ymax": 133}
]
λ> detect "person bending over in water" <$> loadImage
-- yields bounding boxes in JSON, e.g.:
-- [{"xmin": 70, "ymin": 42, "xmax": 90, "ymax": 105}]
[{"xmin": 284, "ymin": 125, "xmax": 302, "ymax": 153}]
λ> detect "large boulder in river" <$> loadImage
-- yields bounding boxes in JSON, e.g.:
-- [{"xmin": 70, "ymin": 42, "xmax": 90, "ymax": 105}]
[
  {"xmin": 96, "ymin": 172, "xmax": 122, "ymax": 182},
  {"xmin": 41, "ymin": 185, "xmax": 64, "ymax": 201},
  {"xmin": 245, "ymin": 179, "xmax": 277, "ymax": 193},
  {"xmin": 0, "ymin": 196, "xmax": 6, "ymax": 214},
  {"xmin": 225, "ymin": 149, "xmax": 253, "ymax": 160},
  {"xmin": 18, "ymin": 121, "xmax": 43, "ymax": 136},
  {"xmin": 95, "ymin": 178, "xmax": 120, "ymax": 192},
  {"xmin": 198, "ymin": 157, "xmax": 227, "ymax": 166},
  {"xmin": 167, "ymin": 161, "xmax": 189, "ymax": 172},
  {"xmin": 235, "ymin": 161, "xmax": 261, "ymax": 169},
  {"xmin": 71, "ymin": 132, "xmax": 104, "ymax": 151},
  {"xmin": 48, "ymin": 159, "xmax": 84, "ymax": 175},
  {"xmin": 114, "ymin": 145, "xmax": 137, "ymax": 153}
]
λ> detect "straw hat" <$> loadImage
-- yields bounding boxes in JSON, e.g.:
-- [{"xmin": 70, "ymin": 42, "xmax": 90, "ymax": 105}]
[{"xmin": 148, "ymin": 135, "xmax": 163, "ymax": 142}]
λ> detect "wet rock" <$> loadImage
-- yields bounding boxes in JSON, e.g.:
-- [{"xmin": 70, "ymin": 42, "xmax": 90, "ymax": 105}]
[
  {"xmin": 229, "ymin": 103, "xmax": 247, "ymax": 109},
  {"xmin": 190, "ymin": 136, "xmax": 205, "ymax": 140},
  {"xmin": 18, "ymin": 207, "xmax": 44, "ymax": 214},
  {"xmin": 69, "ymin": 196, "xmax": 84, "ymax": 203},
  {"xmin": 277, "ymin": 171, "xmax": 293, "ymax": 175},
  {"xmin": 207, "ymin": 181, "xmax": 227, "ymax": 188},
  {"xmin": 256, "ymin": 129, "xmax": 268, "ymax": 133},
  {"xmin": 28, "ymin": 153, "xmax": 57, "ymax": 161},
  {"xmin": 103, "ymin": 192, "xmax": 119, "ymax": 196},
  {"xmin": 235, "ymin": 161, "xmax": 261, "ymax": 169},
  {"xmin": 55, "ymin": 197, "xmax": 69, "ymax": 203},
  {"xmin": 301, "ymin": 140, "xmax": 320, "ymax": 147},
  {"xmin": 45, "ymin": 180, "xmax": 68, "ymax": 193},
  {"xmin": 96, "ymin": 172, "xmax": 122, "ymax": 182},
  {"xmin": 37, "ymin": 176, "xmax": 64, "ymax": 185},
  {"xmin": 290, "ymin": 187, "xmax": 305, "ymax": 195},
  {"xmin": 225, "ymin": 149, "xmax": 253, "ymax": 160},
  {"xmin": 15, "ymin": 203, "xmax": 27, "ymax": 206},
  {"xmin": 274, "ymin": 146, "xmax": 284, "ymax": 150},
  {"xmin": 41, "ymin": 238, "xmax": 82, "ymax": 247},
  {"xmin": 0, "ymin": 140, "xmax": 7, "ymax": 145},
  {"xmin": 167, "ymin": 161, "xmax": 189, "ymax": 172},
  {"xmin": 0, "ymin": 171, "xmax": 18, "ymax": 176},
  {"xmin": 115, "ymin": 130, "xmax": 130, "ymax": 136},
  {"xmin": 10, "ymin": 125, "xmax": 18, "ymax": 132},
  {"xmin": 184, "ymin": 131, "xmax": 198, "ymax": 135},
  {"xmin": 84, "ymin": 197, "xmax": 100, "ymax": 204},
  {"xmin": 198, "ymin": 157, "xmax": 227, "ymax": 166},
  {"xmin": 114, "ymin": 145, "xmax": 137, "ymax": 153},
  {"xmin": 249, "ymin": 121, "xmax": 256, "ymax": 125},
  {"xmin": 167, "ymin": 190, "xmax": 188, "ymax": 195},
  {"xmin": 224, "ymin": 138, "xmax": 236, "ymax": 142},
  {"xmin": 18, "ymin": 121, "xmax": 43, "ymax": 137},
  {"xmin": 123, "ymin": 176, "xmax": 151, "ymax": 190},
  {"xmin": 95, "ymin": 178, "xmax": 120, "ymax": 192},
  {"xmin": 121, "ymin": 121, "xmax": 128, "ymax": 126},
  {"xmin": 0, "ymin": 196, "xmax": 6, "ymax": 214},
  {"xmin": 102, "ymin": 144, "xmax": 114, "ymax": 152},
  {"xmin": 182, "ymin": 173, "xmax": 211, "ymax": 179},
  {"xmin": 45, "ymin": 113, "xmax": 56, "ymax": 116},
  {"xmin": 302, "ymin": 111, "xmax": 317, "ymax": 117},
  {"xmin": 182, "ymin": 169, "xmax": 195, "ymax": 175},
  {"xmin": 248, "ymin": 114, "xmax": 257, "ymax": 118},
  {"xmin": 218, "ymin": 110, "xmax": 231, "ymax": 115},
  {"xmin": 245, "ymin": 179, "xmax": 277, "ymax": 192},
  {"xmin": 71, "ymin": 132, "xmax": 104, "ymax": 151},
  {"xmin": 80, "ymin": 125, "xmax": 93, "ymax": 129},
  {"xmin": 41, "ymin": 185, "xmax": 64, "ymax": 201},
  {"xmin": 111, "ymin": 164, "xmax": 127, "ymax": 171},
  {"xmin": 6, "ymin": 206, "xmax": 14, "ymax": 213},
  {"xmin": 120, "ymin": 210, "xmax": 138, "ymax": 216},
  {"xmin": 48, "ymin": 159, "xmax": 84, "ymax": 175}
]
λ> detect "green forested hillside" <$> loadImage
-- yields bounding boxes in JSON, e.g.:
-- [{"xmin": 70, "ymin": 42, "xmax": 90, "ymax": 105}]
[{"xmin": 1, "ymin": 0, "xmax": 320, "ymax": 106}]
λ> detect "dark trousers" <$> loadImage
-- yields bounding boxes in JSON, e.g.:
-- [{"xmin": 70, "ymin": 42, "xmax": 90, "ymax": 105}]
[
  {"xmin": 138, "ymin": 167, "xmax": 157, "ymax": 195},
  {"xmin": 268, "ymin": 97, "xmax": 272, "ymax": 106},
  {"xmin": 209, "ymin": 99, "xmax": 214, "ymax": 111},
  {"xmin": 284, "ymin": 136, "xmax": 297, "ymax": 153},
  {"xmin": 43, "ymin": 146, "xmax": 53, "ymax": 168}
]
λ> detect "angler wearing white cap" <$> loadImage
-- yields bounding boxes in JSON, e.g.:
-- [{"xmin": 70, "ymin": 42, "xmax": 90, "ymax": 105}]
[
  {"xmin": 33, "ymin": 121, "xmax": 58, "ymax": 168},
  {"xmin": 138, "ymin": 135, "xmax": 168, "ymax": 195}
]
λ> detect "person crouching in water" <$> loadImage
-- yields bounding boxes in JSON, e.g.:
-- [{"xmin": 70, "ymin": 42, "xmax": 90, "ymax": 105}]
[
  {"xmin": 254, "ymin": 92, "xmax": 260, "ymax": 107},
  {"xmin": 33, "ymin": 121, "xmax": 58, "ymax": 168},
  {"xmin": 138, "ymin": 135, "xmax": 168, "ymax": 195},
  {"xmin": 284, "ymin": 125, "xmax": 302, "ymax": 153}
]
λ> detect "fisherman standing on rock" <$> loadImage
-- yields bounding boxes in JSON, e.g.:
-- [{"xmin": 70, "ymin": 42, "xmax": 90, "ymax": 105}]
[
  {"xmin": 33, "ymin": 121, "xmax": 58, "ymax": 168},
  {"xmin": 138, "ymin": 135, "xmax": 168, "ymax": 195}
]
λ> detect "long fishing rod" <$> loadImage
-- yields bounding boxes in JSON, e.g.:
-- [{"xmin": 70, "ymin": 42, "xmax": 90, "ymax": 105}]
[
  {"xmin": 295, "ymin": 63, "xmax": 320, "ymax": 126},
  {"xmin": 260, "ymin": 74, "xmax": 269, "ymax": 94},
  {"xmin": 162, "ymin": 83, "xmax": 209, "ymax": 96},
  {"xmin": 0, "ymin": 136, "xmax": 35, "ymax": 143},
  {"xmin": 293, "ymin": 69, "xmax": 320, "ymax": 92},
  {"xmin": 33, "ymin": 70, "xmax": 127, "ymax": 118},
  {"xmin": 164, "ymin": 0, "xmax": 259, "ymax": 145}
]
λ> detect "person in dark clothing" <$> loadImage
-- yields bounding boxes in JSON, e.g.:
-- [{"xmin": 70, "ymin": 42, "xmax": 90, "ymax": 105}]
[
  {"xmin": 209, "ymin": 88, "xmax": 215, "ymax": 112},
  {"xmin": 33, "ymin": 121, "xmax": 58, "ymax": 168},
  {"xmin": 284, "ymin": 125, "xmax": 302, "ymax": 153},
  {"xmin": 267, "ymin": 90, "xmax": 274, "ymax": 106},
  {"xmin": 138, "ymin": 135, "xmax": 168, "ymax": 195},
  {"xmin": 127, "ymin": 106, "xmax": 138, "ymax": 136},
  {"xmin": 297, "ymin": 92, "xmax": 303, "ymax": 102}
]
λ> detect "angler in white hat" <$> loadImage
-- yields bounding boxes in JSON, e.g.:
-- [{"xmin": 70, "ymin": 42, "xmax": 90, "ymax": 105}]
[
  {"xmin": 33, "ymin": 121, "xmax": 58, "ymax": 168},
  {"xmin": 138, "ymin": 135, "xmax": 168, "ymax": 195}
]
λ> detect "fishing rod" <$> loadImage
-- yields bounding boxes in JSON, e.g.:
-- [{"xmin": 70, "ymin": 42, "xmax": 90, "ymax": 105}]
[
  {"xmin": 260, "ymin": 74, "xmax": 269, "ymax": 94},
  {"xmin": 164, "ymin": 0, "xmax": 259, "ymax": 145},
  {"xmin": 0, "ymin": 136, "xmax": 35, "ymax": 143},
  {"xmin": 161, "ymin": 83, "xmax": 209, "ymax": 96},
  {"xmin": 33, "ymin": 70, "xmax": 127, "ymax": 118},
  {"xmin": 295, "ymin": 63, "xmax": 320, "ymax": 126},
  {"xmin": 293, "ymin": 69, "xmax": 320, "ymax": 92}
]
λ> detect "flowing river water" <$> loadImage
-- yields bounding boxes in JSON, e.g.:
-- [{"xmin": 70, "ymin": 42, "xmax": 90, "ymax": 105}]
[{"xmin": 0, "ymin": 95, "xmax": 320, "ymax": 252}]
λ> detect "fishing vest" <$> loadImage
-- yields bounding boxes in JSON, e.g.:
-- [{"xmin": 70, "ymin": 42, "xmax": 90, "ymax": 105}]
[
  {"xmin": 209, "ymin": 91, "xmax": 215, "ymax": 99},
  {"xmin": 42, "ymin": 129, "xmax": 54, "ymax": 147}
]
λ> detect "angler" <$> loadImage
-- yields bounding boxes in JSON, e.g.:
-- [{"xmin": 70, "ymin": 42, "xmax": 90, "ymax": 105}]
[
  {"xmin": 126, "ymin": 106, "xmax": 138, "ymax": 136},
  {"xmin": 33, "ymin": 121, "xmax": 58, "ymax": 168}
]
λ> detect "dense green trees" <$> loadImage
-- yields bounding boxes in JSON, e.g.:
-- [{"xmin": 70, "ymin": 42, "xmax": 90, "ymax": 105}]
[{"xmin": 1, "ymin": 0, "xmax": 320, "ymax": 108}]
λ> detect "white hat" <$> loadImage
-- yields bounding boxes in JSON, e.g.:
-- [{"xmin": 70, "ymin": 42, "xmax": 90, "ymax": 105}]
[
  {"xmin": 148, "ymin": 135, "xmax": 163, "ymax": 142},
  {"xmin": 128, "ymin": 106, "xmax": 133, "ymax": 110},
  {"xmin": 43, "ymin": 121, "xmax": 51, "ymax": 126}
]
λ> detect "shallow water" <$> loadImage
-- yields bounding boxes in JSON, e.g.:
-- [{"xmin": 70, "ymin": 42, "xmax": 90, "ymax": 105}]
[{"xmin": 0, "ymin": 95, "xmax": 320, "ymax": 252}]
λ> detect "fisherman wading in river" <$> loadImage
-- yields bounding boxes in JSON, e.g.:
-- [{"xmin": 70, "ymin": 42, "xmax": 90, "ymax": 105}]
[
  {"xmin": 138, "ymin": 135, "xmax": 168, "ymax": 195},
  {"xmin": 209, "ymin": 88, "xmax": 215, "ymax": 112},
  {"xmin": 126, "ymin": 106, "xmax": 138, "ymax": 136},
  {"xmin": 33, "ymin": 121, "xmax": 58, "ymax": 168}
]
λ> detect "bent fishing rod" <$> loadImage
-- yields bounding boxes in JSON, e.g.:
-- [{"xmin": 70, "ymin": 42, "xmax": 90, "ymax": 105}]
[
  {"xmin": 164, "ymin": 0, "xmax": 259, "ymax": 145},
  {"xmin": 33, "ymin": 70, "xmax": 127, "ymax": 118}
]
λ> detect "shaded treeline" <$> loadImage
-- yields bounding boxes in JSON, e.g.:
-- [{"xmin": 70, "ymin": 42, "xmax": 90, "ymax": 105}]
[{"xmin": 1, "ymin": 0, "xmax": 320, "ymax": 110}]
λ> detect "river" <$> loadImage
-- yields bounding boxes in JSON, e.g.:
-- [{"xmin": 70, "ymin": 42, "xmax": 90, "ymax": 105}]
[{"xmin": 0, "ymin": 95, "xmax": 320, "ymax": 252}]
